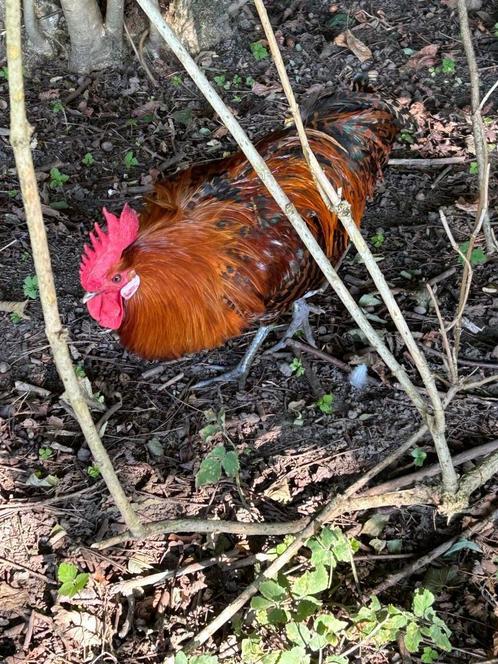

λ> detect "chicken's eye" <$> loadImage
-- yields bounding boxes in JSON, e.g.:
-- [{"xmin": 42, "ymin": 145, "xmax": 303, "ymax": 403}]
[{"xmin": 112, "ymin": 274, "xmax": 122, "ymax": 284}]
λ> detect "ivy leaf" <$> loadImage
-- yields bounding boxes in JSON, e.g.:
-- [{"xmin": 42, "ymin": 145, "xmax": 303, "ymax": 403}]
[
  {"xmin": 412, "ymin": 588, "xmax": 435, "ymax": 618},
  {"xmin": 404, "ymin": 621, "xmax": 423, "ymax": 653},
  {"xmin": 444, "ymin": 538, "xmax": 482, "ymax": 556}
]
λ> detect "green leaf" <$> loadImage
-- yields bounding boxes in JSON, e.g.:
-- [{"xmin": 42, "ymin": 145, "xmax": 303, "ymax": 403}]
[
  {"xmin": 171, "ymin": 74, "xmax": 183, "ymax": 87},
  {"xmin": 290, "ymin": 357, "xmax": 305, "ymax": 377},
  {"xmin": 404, "ymin": 621, "xmax": 422, "ymax": 653},
  {"xmin": 87, "ymin": 464, "xmax": 100, "ymax": 479},
  {"xmin": 58, "ymin": 581, "xmax": 78, "ymax": 597},
  {"xmin": 412, "ymin": 588, "xmax": 435, "ymax": 618},
  {"xmin": 57, "ymin": 562, "xmax": 77, "ymax": 583},
  {"xmin": 411, "ymin": 447, "xmax": 427, "ymax": 467},
  {"xmin": 370, "ymin": 231, "xmax": 385, "ymax": 247},
  {"xmin": 275, "ymin": 646, "xmax": 310, "ymax": 664},
  {"xmin": 315, "ymin": 613, "xmax": 348, "ymax": 637},
  {"xmin": 316, "ymin": 393, "xmax": 334, "ymax": 414},
  {"xmin": 423, "ymin": 566, "xmax": 460, "ymax": 593},
  {"xmin": 361, "ymin": 513, "xmax": 390, "ymax": 537},
  {"xmin": 222, "ymin": 450, "xmax": 240, "ymax": 477},
  {"xmin": 291, "ymin": 564, "xmax": 329, "ymax": 597},
  {"xmin": 469, "ymin": 161, "xmax": 478, "ymax": 174},
  {"xmin": 444, "ymin": 538, "xmax": 482, "ymax": 556},
  {"xmin": 327, "ymin": 12, "xmax": 348, "ymax": 29},
  {"xmin": 49, "ymin": 167, "xmax": 69, "ymax": 188},
  {"xmin": 293, "ymin": 596, "xmax": 322, "ymax": 621},
  {"xmin": 259, "ymin": 579, "xmax": 287, "ymax": 603},
  {"xmin": 190, "ymin": 657, "xmax": 219, "ymax": 664},
  {"xmin": 172, "ymin": 108, "xmax": 193, "ymax": 126},
  {"xmin": 428, "ymin": 624, "xmax": 451, "ymax": 651},
  {"xmin": 286, "ymin": 621, "xmax": 312, "ymax": 647},
  {"xmin": 82, "ymin": 152, "xmax": 95, "ymax": 166},
  {"xmin": 241, "ymin": 637, "xmax": 265, "ymax": 663},
  {"xmin": 199, "ymin": 423, "xmax": 221, "ymax": 442},
  {"xmin": 73, "ymin": 573, "xmax": 89, "ymax": 593},
  {"xmin": 421, "ymin": 647, "xmax": 439, "ymax": 663},
  {"xmin": 267, "ymin": 607, "xmax": 289, "ymax": 625},
  {"xmin": 23, "ymin": 275, "xmax": 39, "ymax": 300},
  {"xmin": 174, "ymin": 653, "xmax": 188, "ymax": 664},
  {"xmin": 325, "ymin": 657, "xmax": 349, "ymax": 664},
  {"xmin": 441, "ymin": 57, "xmax": 455, "ymax": 74},
  {"xmin": 251, "ymin": 595, "xmax": 274, "ymax": 610},
  {"xmin": 250, "ymin": 41, "xmax": 269, "ymax": 61},
  {"xmin": 196, "ymin": 456, "xmax": 222, "ymax": 487},
  {"xmin": 458, "ymin": 241, "xmax": 487, "ymax": 266},
  {"xmin": 123, "ymin": 150, "xmax": 139, "ymax": 169}
]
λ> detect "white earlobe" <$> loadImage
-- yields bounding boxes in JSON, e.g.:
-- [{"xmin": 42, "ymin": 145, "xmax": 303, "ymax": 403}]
[{"xmin": 121, "ymin": 274, "xmax": 141, "ymax": 300}]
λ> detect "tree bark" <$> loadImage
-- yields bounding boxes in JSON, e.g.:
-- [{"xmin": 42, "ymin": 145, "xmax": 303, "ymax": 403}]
[
  {"xmin": 22, "ymin": 0, "xmax": 53, "ymax": 57},
  {"xmin": 59, "ymin": 0, "xmax": 115, "ymax": 73},
  {"xmin": 166, "ymin": 0, "xmax": 233, "ymax": 54}
]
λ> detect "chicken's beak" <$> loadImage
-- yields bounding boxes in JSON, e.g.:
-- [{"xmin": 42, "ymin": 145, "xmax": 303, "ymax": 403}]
[{"xmin": 82, "ymin": 291, "xmax": 97, "ymax": 304}]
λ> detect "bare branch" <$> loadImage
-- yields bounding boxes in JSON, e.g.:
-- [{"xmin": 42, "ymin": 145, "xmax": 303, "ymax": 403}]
[
  {"xmin": 456, "ymin": 0, "xmax": 496, "ymax": 254},
  {"xmin": 6, "ymin": 0, "xmax": 144, "ymax": 539}
]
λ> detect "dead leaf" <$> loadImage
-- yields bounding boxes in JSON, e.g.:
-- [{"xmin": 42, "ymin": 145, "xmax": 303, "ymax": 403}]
[
  {"xmin": 53, "ymin": 607, "xmax": 104, "ymax": 650},
  {"xmin": 132, "ymin": 100, "xmax": 161, "ymax": 117},
  {"xmin": 251, "ymin": 82, "xmax": 283, "ymax": 97},
  {"xmin": 0, "ymin": 300, "xmax": 29, "ymax": 319},
  {"xmin": 361, "ymin": 513, "xmax": 390, "ymax": 536},
  {"xmin": 455, "ymin": 198, "xmax": 479, "ymax": 213},
  {"xmin": 264, "ymin": 478, "xmax": 292, "ymax": 504},
  {"xmin": 0, "ymin": 582, "xmax": 30, "ymax": 615},
  {"xmin": 405, "ymin": 44, "xmax": 439, "ymax": 69},
  {"xmin": 334, "ymin": 30, "xmax": 372, "ymax": 62}
]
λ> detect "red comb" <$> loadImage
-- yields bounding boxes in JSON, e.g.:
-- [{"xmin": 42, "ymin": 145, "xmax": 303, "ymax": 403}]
[{"xmin": 80, "ymin": 204, "xmax": 139, "ymax": 291}]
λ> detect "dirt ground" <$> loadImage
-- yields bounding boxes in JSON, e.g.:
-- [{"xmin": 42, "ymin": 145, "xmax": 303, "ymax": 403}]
[{"xmin": 0, "ymin": 0, "xmax": 497, "ymax": 662}]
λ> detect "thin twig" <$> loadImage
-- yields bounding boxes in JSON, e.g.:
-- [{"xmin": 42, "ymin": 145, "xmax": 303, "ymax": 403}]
[
  {"xmin": 457, "ymin": 0, "xmax": 496, "ymax": 254},
  {"xmin": 5, "ymin": 0, "xmax": 144, "ymax": 539},
  {"xmin": 93, "ymin": 517, "xmax": 308, "ymax": 549},
  {"xmin": 363, "ymin": 439, "xmax": 498, "ymax": 496},
  {"xmin": 252, "ymin": 0, "xmax": 456, "ymax": 495},
  {"xmin": 388, "ymin": 157, "xmax": 466, "ymax": 168},
  {"xmin": 372, "ymin": 508, "xmax": 498, "ymax": 594},
  {"xmin": 426, "ymin": 283, "xmax": 457, "ymax": 384}
]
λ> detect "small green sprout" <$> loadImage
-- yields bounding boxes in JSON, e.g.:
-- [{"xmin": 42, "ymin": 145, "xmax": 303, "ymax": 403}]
[
  {"xmin": 250, "ymin": 41, "xmax": 269, "ymax": 61},
  {"xmin": 171, "ymin": 74, "xmax": 183, "ymax": 86},
  {"xmin": 411, "ymin": 447, "xmax": 427, "ymax": 467},
  {"xmin": 214, "ymin": 74, "xmax": 230, "ymax": 90},
  {"xmin": 10, "ymin": 312, "xmax": 22, "ymax": 324},
  {"xmin": 196, "ymin": 445, "xmax": 240, "ymax": 488},
  {"xmin": 123, "ymin": 150, "xmax": 138, "ymax": 169},
  {"xmin": 87, "ymin": 464, "xmax": 101, "ymax": 479},
  {"xmin": 289, "ymin": 357, "xmax": 305, "ymax": 377},
  {"xmin": 39, "ymin": 447, "xmax": 53, "ymax": 461},
  {"xmin": 458, "ymin": 241, "xmax": 487, "ymax": 266},
  {"xmin": 49, "ymin": 167, "xmax": 69, "ymax": 189},
  {"xmin": 23, "ymin": 275, "xmax": 39, "ymax": 300},
  {"xmin": 399, "ymin": 130, "xmax": 415, "ymax": 144},
  {"xmin": 316, "ymin": 393, "xmax": 334, "ymax": 414},
  {"xmin": 74, "ymin": 364, "xmax": 86, "ymax": 379},
  {"xmin": 57, "ymin": 562, "xmax": 89, "ymax": 598},
  {"xmin": 440, "ymin": 57, "xmax": 456, "ymax": 74},
  {"xmin": 0, "ymin": 66, "xmax": 8, "ymax": 80},
  {"xmin": 245, "ymin": 75, "xmax": 255, "ymax": 87},
  {"xmin": 370, "ymin": 231, "xmax": 385, "ymax": 248},
  {"xmin": 232, "ymin": 74, "xmax": 242, "ymax": 86},
  {"xmin": 51, "ymin": 101, "xmax": 64, "ymax": 113},
  {"xmin": 469, "ymin": 161, "xmax": 478, "ymax": 175},
  {"xmin": 82, "ymin": 152, "xmax": 95, "ymax": 167}
]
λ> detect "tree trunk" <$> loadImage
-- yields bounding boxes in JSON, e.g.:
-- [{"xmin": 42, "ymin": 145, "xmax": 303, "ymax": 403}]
[
  {"xmin": 165, "ymin": 0, "xmax": 233, "ymax": 54},
  {"xmin": 22, "ymin": 0, "xmax": 54, "ymax": 57},
  {"xmin": 60, "ymin": 0, "xmax": 117, "ymax": 73}
]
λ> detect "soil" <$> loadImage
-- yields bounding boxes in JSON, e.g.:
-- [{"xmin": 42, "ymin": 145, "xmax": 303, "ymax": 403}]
[{"xmin": 0, "ymin": 0, "xmax": 497, "ymax": 662}]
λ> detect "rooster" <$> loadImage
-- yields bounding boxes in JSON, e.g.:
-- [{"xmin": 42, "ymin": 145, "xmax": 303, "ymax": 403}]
[{"xmin": 80, "ymin": 90, "xmax": 406, "ymax": 386}]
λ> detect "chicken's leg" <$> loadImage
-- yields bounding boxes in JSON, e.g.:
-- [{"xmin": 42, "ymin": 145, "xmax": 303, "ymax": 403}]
[
  {"xmin": 193, "ymin": 325, "xmax": 273, "ymax": 390},
  {"xmin": 266, "ymin": 292, "xmax": 324, "ymax": 354}
]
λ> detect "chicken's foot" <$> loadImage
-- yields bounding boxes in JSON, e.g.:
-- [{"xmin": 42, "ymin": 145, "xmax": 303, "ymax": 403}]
[
  {"xmin": 192, "ymin": 325, "xmax": 273, "ymax": 390},
  {"xmin": 267, "ymin": 292, "xmax": 324, "ymax": 354}
]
